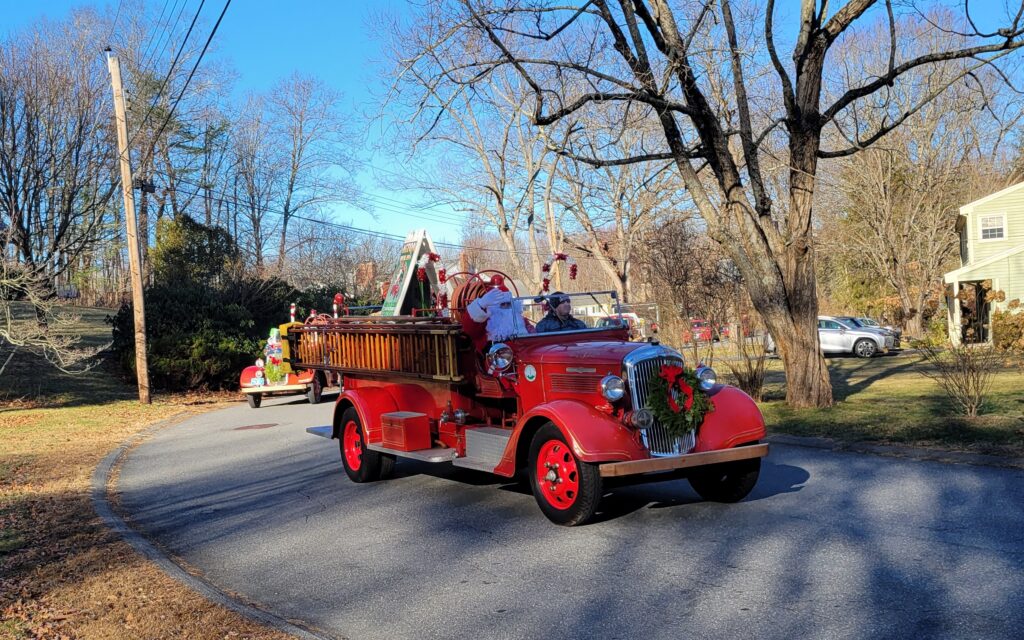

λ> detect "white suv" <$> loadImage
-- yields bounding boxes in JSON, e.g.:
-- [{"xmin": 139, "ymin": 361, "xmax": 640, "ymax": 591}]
[
  {"xmin": 818, "ymin": 316, "xmax": 893, "ymax": 357},
  {"xmin": 765, "ymin": 316, "xmax": 893, "ymax": 358}
]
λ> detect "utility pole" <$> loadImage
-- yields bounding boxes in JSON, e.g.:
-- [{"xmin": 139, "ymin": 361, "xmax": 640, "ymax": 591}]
[{"xmin": 106, "ymin": 50, "xmax": 151, "ymax": 404}]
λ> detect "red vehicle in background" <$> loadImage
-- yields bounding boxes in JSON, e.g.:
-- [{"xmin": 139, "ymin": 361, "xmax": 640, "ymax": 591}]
[
  {"xmin": 687, "ymin": 319, "xmax": 724, "ymax": 343},
  {"xmin": 290, "ymin": 271, "xmax": 768, "ymax": 526}
]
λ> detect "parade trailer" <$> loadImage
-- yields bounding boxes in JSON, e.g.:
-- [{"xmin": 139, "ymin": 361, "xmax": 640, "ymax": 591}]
[
  {"xmin": 239, "ymin": 302, "xmax": 353, "ymax": 408},
  {"xmin": 293, "ymin": 260, "xmax": 768, "ymax": 526}
]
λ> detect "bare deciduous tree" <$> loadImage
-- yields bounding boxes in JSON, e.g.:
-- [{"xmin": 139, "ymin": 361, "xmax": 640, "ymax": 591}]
[
  {"xmin": 818, "ymin": 21, "xmax": 1020, "ymax": 338},
  {"xmin": 0, "ymin": 11, "xmax": 118, "ymax": 297},
  {"xmin": 268, "ymin": 73, "xmax": 359, "ymax": 274},
  {"xmin": 394, "ymin": 0, "xmax": 1024, "ymax": 407}
]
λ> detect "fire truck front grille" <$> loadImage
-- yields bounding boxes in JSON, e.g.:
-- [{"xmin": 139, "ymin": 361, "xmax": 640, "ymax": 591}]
[{"xmin": 625, "ymin": 349, "xmax": 696, "ymax": 457}]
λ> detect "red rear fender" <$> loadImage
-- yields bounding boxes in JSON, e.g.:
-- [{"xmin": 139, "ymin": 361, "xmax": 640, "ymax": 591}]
[{"xmin": 334, "ymin": 388, "xmax": 398, "ymax": 445}]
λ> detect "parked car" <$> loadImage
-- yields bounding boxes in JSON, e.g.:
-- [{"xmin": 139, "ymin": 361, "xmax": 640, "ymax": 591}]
[
  {"xmin": 764, "ymin": 316, "xmax": 894, "ymax": 357},
  {"xmin": 854, "ymin": 317, "xmax": 902, "ymax": 347},
  {"xmin": 595, "ymin": 312, "xmax": 648, "ymax": 339},
  {"xmin": 819, "ymin": 316, "xmax": 895, "ymax": 357},
  {"xmin": 832, "ymin": 316, "xmax": 901, "ymax": 349}
]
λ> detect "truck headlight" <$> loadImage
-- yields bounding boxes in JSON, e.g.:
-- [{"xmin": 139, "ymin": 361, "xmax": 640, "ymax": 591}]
[
  {"xmin": 600, "ymin": 375, "xmax": 626, "ymax": 401},
  {"xmin": 486, "ymin": 343, "xmax": 514, "ymax": 372},
  {"xmin": 695, "ymin": 366, "xmax": 717, "ymax": 390}
]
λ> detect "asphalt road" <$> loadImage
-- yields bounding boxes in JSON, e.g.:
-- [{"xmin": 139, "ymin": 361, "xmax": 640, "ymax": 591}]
[{"xmin": 117, "ymin": 392, "xmax": 1024, "ymax": 639}]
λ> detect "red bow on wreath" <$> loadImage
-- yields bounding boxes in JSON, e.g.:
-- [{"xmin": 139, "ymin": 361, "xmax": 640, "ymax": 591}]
[
  {"xmin": 658, "ymin": 365, "xmax": 694, "ymax": 412},
  {"xmin": 648, "ymin": 363, "xmax": 712, "ymax": 438}
]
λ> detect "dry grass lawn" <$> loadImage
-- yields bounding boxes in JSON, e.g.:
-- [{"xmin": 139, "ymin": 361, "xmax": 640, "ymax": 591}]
[{"xmin": 1, "ymin": 306, "xmax": 293, "ymax": 639}]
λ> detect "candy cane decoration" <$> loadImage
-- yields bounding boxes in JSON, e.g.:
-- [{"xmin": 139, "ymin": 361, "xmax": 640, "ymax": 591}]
[
  {"xmin": 416, "ymin": 251, "xmax": 446, "ymax": 311},
  {"xmin": 540, "ymin": 252, "xmax": 577, "ymax": 291},
  {"xmin": 289, "ymin": 303, "xmax": 296, "ymax": 322}
]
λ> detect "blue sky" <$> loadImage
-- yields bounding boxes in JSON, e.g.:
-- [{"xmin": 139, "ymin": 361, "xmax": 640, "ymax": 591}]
[
  {"xmin": 5, "ymin": 0, "xmax": 469, "ymax": 245},
  {"xmin": 6, "ymin": 0, "xmax": 1016, "ymax": 250}
]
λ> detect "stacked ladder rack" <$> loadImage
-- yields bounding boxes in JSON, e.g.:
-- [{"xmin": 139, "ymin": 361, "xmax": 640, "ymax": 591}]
[{"xmin": 287, "ymin": 317, "xmax": 466, "ymax": 382}]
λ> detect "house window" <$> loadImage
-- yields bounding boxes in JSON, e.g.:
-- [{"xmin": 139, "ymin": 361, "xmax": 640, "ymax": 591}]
[{"xmin": 979, "ymin": 214, "xmax": 1006, "ymax": 241}]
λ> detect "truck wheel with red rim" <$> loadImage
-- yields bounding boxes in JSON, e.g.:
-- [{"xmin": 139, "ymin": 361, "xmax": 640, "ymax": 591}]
[
  {"xmin": 528, "ymin": 423, "xmax": 601, "ymax": 526},
  {"xmin": 338, "ymin": 407, "xmax": 395, "ymax": 482},
  {"xmin": 246, "ymin": 393, "xmax": 261, "ymax": 409},
  {"xmin": 306, "ymin": 372, "xmax": 323, "ymax": 404},
  {"xmin": 688, "ymin": 456, "xmax": 760, "ymax": 503}
]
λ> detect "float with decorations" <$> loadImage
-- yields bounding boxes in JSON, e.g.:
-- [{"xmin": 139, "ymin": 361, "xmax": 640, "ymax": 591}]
[
  {"xmin": 239, "ymin": 298, "xmax": 353, "ymax": 408},
  {"xmin": 293, "ymin": 230, "xmax": 767, "ymax": 525}
]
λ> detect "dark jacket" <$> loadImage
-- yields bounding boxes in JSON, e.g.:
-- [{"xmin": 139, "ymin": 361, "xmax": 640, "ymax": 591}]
[{"xmin": 535, "ymin": 313, "xmax": 588, "ymax": 333}]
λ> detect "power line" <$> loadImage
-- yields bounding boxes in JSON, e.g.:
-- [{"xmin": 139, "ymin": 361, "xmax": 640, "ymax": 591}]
[
  {"xmin": 143, "ymin": 0, "xmax": 190, "ymax": 81},
  {"xmin": 147, "ymin": 166, "xmax": 470, "ymax": 226},
  {"xmin": 139, "ymin": 0, "xmax": 231, "ymax": 169},
  {"xmin": 135, "ymin": 0, "xmax": 176, "ymax": 79},
  {"xmin": 104, "ymin": 0, "xmax": 124, "ymax": 46},
  {"xmin": 149, "ymin": 175, "xmax": 604, "ymax": 261},
  {"xmin": 130, "ymin": 0, "xmax": 207, "ymax": 151}
]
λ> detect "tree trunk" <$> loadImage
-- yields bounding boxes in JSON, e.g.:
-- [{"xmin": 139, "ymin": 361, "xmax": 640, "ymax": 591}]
[
  {"xmin": 903, "ymin": 290, "xmax": 927, "ymax": 338},
  {"xmin": 764, "ymin": 304, "xmax": 833, "ymax": 408},
  {"xmin": 278, "ymin": 213, "xmax": 290, "ymax": 275}
]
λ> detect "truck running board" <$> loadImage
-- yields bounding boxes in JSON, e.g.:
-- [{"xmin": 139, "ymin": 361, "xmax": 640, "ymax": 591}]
[
  {"xmin": 366, "ymin": 444, "xmax": 457, "ymax": 463},
  {"xmin": 306, "ymin": 425, "xmax": 332, "ymax": 439}
]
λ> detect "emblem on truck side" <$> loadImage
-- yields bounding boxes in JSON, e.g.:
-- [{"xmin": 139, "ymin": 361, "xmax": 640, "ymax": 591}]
[{"xmin": 524, "ymin": 365, "xmax": 537, "ymax": 382}]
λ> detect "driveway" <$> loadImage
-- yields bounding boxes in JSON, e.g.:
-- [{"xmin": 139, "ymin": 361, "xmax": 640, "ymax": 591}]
[{"xmin": 115, "ymin": 393, "xmax": 1024, "ymax": 639}]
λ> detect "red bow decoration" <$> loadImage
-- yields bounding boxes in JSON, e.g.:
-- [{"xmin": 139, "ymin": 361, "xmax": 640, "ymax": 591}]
[{"xmin": 658, "ymin": 365, "xmax": 694, "ymax": 412}]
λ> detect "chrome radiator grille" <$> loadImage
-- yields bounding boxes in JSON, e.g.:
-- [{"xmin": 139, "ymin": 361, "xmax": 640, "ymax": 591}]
[{"xmin": 625, "ymin": 348, "xmax": 696, "ymax": 457}]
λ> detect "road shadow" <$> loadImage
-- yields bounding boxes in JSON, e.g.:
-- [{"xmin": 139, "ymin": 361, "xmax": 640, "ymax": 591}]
[{"xmin": 386, "ymin": 455, "xmax": 808, "ymax": 524}]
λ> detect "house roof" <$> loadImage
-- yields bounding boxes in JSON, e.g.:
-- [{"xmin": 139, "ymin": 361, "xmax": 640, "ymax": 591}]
[
  {"xmin": 959, "ymin": 181, "xmax": 1024, "ymax": 216},
  {"xmin": 944, "ymin": 241, "xmax": 1024, "ymax": 283}
]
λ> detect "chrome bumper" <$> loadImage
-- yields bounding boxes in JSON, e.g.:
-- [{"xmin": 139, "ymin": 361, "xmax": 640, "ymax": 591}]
[{"xmin": 599, "ymin": 443, "xmax": 769, "ymax": 478}]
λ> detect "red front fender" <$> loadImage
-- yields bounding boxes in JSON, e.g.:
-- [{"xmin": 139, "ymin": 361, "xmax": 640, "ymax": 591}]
[
  {"xmin": 494, "ymin": 400, "xmax": 647, "ymax": 477},
  {"xmin": 694, "ymin": 385, "xmax": 767, "ymax": 452}
]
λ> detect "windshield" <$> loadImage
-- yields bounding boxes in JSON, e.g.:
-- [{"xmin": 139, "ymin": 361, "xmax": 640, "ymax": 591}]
[
  {"xmin": 504, "ymin": 290, "xmax": 624, "ymax": 338},
  {"xmin": 858, "ymin": 318, "xmax": 879, "ymax": 327}
]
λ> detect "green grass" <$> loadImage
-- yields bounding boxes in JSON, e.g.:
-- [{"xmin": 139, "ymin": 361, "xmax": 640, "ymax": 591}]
[{"xmin": 759, "ymin": 350, "xmax": 1024, "ymax": 455}]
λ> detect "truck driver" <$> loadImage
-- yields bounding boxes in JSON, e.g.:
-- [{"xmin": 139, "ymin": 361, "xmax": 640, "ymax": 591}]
[{"xmin": 535, "ymin": 292, "xmax": 587, "ymax": 333}]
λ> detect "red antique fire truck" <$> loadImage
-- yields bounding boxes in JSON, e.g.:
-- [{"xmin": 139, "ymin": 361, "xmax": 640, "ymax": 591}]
[{"xmin": 292, "ymin": 271, "xmax": 767, "ymax": 526}]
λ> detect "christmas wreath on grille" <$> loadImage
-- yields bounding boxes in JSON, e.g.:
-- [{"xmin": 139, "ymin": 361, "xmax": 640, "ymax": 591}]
[{"xmin": 647, "ymin": 364, "xmax": 713, "ymax": 438}]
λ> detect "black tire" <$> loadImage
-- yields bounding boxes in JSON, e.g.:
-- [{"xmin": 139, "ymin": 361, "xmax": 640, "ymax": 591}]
[
  {"xmin": 688, "ymin": 457, "xmax": 761, "ymax": 503},
  {"xmin": 528, "ymin": 423, "xmax": 601, "ymax": 526},
  {"xmin": 338, "ymin": 407, "xmax": 395, "ymax": 482},
  {"xmin": 246, "ymin": 393, "xmax": 261, "ymax": 409},
  {"xmin": 306, "ymin": 372, "xmax": 323, "ymax": 404},
  {"xmin": 853, "ymin": 338, "xmax": 877, "ymax": 358}
]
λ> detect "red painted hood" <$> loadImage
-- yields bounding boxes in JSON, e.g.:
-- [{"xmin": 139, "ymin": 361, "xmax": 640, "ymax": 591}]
[{"xmin": 513, "ymin": 340, "xmax": 647, "ymax": 368}]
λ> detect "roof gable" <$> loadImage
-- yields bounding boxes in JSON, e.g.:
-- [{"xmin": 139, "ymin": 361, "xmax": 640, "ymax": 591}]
[{"xmin": 960, "ymin": 181, "xmax": 1024, "ymax": 216}]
